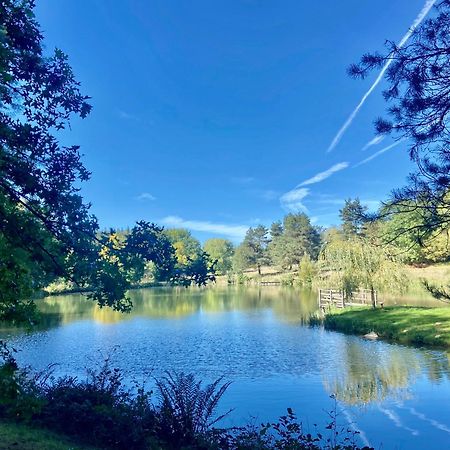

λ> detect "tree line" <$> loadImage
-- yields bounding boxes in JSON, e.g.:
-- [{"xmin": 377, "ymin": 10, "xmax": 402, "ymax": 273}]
[{"xmin": 2, "ymin": 0, "xmax": 450, "ymax": 321}]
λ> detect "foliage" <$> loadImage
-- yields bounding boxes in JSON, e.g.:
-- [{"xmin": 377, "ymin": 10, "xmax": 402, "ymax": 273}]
[
  {"xmin": 215, "ymin": 404, "xmax": 371, "ymax": 450},
  {"xmin": 0, "ymin": 346, "xmax": 374, "ymax": 449},
  {"xmin": 319, "ymin": 238, "xmax": 406, "ymax": 306},
  {"xmin": 156, "ymin": 371, "xmax": 231, "ymax": 447},
  {"xmin": 297, "ymin": 254, "xmax": 318, "ymax": 286},
  {"xmin": 379, "ymin": 203, "xmax": 450, "ymax": 264},
  {"xmin": 235, "ymin": 225, "xmax": 271, "ymax": 275},
  {"xmin": 0, "ymin": 1, "xmax": 211, "ymax": 320},
  {"xmin": 339, "ymin": 199, "xmax": 368, "ymax": 239},
  {"xmin": 270, "ymin": 213, "xmax": 322, "ymax": 269},
  {"xmin": 0, "ymin": 342, "xmax": 44, "ymax": 421},
  {"xmin": 39, "ymin": 359, "xmax": 155, "ymax": 449},
  {"xmin": 349, "ymin": 0, "xmax": 450, "ymax": 233},
  {"xmin": 203, "ymin": 238, "xmax": 234, "ymax": 275},
  {"xmin": 323, "ymin": 306, "xmax": 450, "ymax": 349},
  {"xmin": 164, "ymin": 229, "xmax": 202, "ymax": 268}
]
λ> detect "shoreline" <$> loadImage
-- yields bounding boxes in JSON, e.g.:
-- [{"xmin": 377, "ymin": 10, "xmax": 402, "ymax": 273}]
[{"xmin": 318, "ymin": 306, "xmax": 450, "ymax": 350}]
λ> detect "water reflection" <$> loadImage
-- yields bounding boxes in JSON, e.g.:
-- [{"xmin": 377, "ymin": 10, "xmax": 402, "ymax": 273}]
[
  {"xmin": 34, "ymin": 286, "xmax": 319, "ymax": 329},
  {"xmin": 1, "ymin": 286, "xmax": 450, "ymax": 449},
  {"xmin": 324, "ymin": 341, "xmax": 450, "ymax": 405}
]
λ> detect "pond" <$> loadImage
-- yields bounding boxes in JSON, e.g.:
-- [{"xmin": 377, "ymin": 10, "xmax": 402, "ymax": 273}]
[{"xmin": 1, "ymin": 286, "xmax": 450, "ymax": 449}]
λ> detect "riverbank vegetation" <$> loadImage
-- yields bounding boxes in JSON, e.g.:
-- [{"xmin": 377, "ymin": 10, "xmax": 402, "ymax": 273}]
[
  {"xmin": 321, "ymin": 307, "xmax": 450, "ymax": 349},
  {"xmin": 0, "ymin": 345, "xmax": 371, "ymax": 450}
]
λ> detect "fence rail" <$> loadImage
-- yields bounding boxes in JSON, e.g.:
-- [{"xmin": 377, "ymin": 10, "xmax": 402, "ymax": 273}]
[{"xmin": 318, "ymin": 288, "xmax": 377, "ymax": 309}]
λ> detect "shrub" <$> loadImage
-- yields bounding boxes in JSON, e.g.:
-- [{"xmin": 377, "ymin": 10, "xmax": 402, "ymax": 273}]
[
  {"xmin": 155, "ymin": 371, "xmax": 231, "ymax": 448},
  {"xmin": 0, "ymin": 343, "xmax": 374, "ymax": 449},
  {"xmin": 39, "ymin": 359, "xmax": 156, "ymax": 449}
]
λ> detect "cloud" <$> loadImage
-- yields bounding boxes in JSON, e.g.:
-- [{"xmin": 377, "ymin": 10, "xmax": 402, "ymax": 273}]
[
  {"xmin": 327, "ymin": 0, "xmax": 436, "ymax": 152},
  {"xmin": 161, "ymin": 216, "xmax": 248, "ymax": 240},
  {"xmin": 280, "ymin": 187, "xmax": 309, "ymax": 212},
  {"xmin": 136, "ymin": 192, "xmax": 156, "ymax": 201},
  {"xmin": 361, "ymin": 135, "xmax": 385, "ymax": 151},
  {"xmin": 250, "ymin": 189, "xmax": 278, "ymax": 201},
  {"xmin": 260, "ymin": 190, "xmax": 278, "ymax": 201},
  {"xmin": 354, "ymin": 140, "xmax": 403, "ymax": 167},
  {"xmin": 117, "ymin": 109, "xmax": 138, "ymax": 121},
  {"xmin": 300, "ymin": 162, "xmax": 349, "ymax": 186}
]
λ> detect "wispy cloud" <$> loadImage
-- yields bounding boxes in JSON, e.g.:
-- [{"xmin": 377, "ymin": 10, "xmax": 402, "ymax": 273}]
[
  {"xmin": 161, "ymin": 216, "xmax": 248, "ymax": 240},
  {"xmin": 136, "ymin": 192, "xmax": 156, "ymax": 201},
  {"xmin": 117, "ymin": 109, "xmax": 138, "ymax": 121},
  {"xmin": 300, "ymin": 162, "xmax": 349, "ymax": 186},
  {"xmin": 354, "ymin": 140, "xmax": 403, "ymax": 167},
  {"xmin": 327, "ymin": 0, "xmax": 436, "ymax": 152},
  {"xmin": 250, "ymin": 189, "xmax": 278, "ymax": 201},
  {"xmin": 361, "ymin": 135, "xmax": 385, "ymax": 151},
  {"xmin": 280, "ymin": 187, "xmax": 309, "ymax": 212}
]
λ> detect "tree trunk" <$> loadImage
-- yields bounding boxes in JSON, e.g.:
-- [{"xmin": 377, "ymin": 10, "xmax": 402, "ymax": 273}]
[
  {"xmin": 370, "ymin": 286, "xmax": 376, "ymax": 309},
  {"xmin": 257, "ymin": 264, "xmax": 261, "ymax": 276}
]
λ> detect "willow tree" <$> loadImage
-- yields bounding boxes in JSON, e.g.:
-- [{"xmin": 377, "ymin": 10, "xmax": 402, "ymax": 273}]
[{"xmin": 319, "ymin": 238, "xmax": 406, "ymax": 307}]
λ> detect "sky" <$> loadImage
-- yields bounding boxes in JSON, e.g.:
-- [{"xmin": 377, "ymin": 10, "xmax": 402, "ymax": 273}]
[{"xmin": 36, "ymin": 0, "xmax": 436, "ymax": 242}]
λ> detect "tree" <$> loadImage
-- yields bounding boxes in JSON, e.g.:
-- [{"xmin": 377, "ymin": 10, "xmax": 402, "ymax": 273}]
[
  {"xmin": 379, "ymin": 203, "xmax": 450, "ymax": 264},
  {"xmin": 240, "ymin": 225, "xmax": 270, "ymax": 275},
  {"xmin": 319, "ymin": 238, "xmax": 406, "ymax": 308},
  {"xmin": 349, "ymin": 1, "xmax": 450, "ymax": 238},
  {"xmin": 163, "ymin": 228, "xmax": 215, "ymax": 284},
  {"xmin": 164, "ymin": 229, "xmax": 202, "ymax": 268},
  {"xmin": 271, "ymin": 213, "xmax": 321, "ymax": 269},
  {"xmin": 232, "ymin": 244, "xmax": 251, "ymax": 273},
  {"xmin": 339, "ymin": 198, "xmax": 368, "ymax": 239},
  {"xmin": 270, "ymin": 221, "xmax": 283, "ymax": 240},
  {"xmin": 203, "ymin": 238, "xmax": 234, "ymax": 275},
  {"xmin": 297, "ymin": 254, "xmax": 317, "ymax": 286},
  {"xmin": 350, "ymin": 1, "xmax": 450, "ymax": 298},
  {"xmin": 0, "ymin": 1, "xmax": 210, "ymax": 321}
]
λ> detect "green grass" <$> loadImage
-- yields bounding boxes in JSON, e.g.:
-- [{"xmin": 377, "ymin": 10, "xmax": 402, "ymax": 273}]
[
  {"xmin": 323, "ymin": 306, "xmax": 450, "ymax": 348},
  {"xmin": 0, "ymin": 421, "xmax": 95, "ymax": 450}
]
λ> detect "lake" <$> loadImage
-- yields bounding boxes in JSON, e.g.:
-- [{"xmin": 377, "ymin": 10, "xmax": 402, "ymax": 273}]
[{"xmin": 1, "ymin": 286, "xmax": 450, "ymax": 449}]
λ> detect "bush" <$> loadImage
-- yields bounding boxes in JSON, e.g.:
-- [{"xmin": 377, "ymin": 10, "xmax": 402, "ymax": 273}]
[
  {"xmin": 155, "ymin": 372, "xmax": 231, "ymax": 448},
  {"xmin": 39, "ymin": 359, "xmax": 156, "ymax": 449},
  {"xmin": 0, "ymin": 342, "xmax": 374, "ymax": 449},
  {"xmin": 297, "ymin": 254, "xmax": 318, "ymax": 286}
]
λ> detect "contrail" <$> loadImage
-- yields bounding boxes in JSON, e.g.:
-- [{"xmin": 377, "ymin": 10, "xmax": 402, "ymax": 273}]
[
  {"xmin": 354, "ymin": 140, "xmax": 403, "ymax": 167},
  {"xmin": 361, "ymin": 135, "xmax": 385, "ymax": 151},
  {"xmin": 299, "ymin": 162, "xmax": 349, "ymax": 186},
  {"xmin": 327, "ymin": 0, "xmax": 436, "ymax": 153}
]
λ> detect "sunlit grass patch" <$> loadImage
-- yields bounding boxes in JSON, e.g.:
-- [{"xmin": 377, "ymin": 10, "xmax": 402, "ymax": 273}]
[{"xmin": 323, "ymin": 306, "xmax": 450, "ymax": 348}]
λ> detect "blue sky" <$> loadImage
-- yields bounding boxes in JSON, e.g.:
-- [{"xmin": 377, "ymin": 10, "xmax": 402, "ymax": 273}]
[{"xmin": 36, "ymin": 0, "xmax": 435, "ymax": 242}]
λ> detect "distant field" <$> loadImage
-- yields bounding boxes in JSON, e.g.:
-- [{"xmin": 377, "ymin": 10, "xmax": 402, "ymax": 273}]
[
  {"xmin": 405, "ymin": 263, "xmax": 450, "ymax": 284},
  {"xmin": 221, "ymin": 262, "xmax": 450, "ymax": 284}
]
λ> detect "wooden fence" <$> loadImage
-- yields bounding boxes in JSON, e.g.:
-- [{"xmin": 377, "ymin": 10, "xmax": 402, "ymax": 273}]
[{"xmin": 318, "ymin": 288, "xmax": 377, "ymax": 309}]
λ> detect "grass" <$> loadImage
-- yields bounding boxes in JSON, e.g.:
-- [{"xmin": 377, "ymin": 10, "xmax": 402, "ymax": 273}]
[
  {"xmin": 322, "ymin": 306, "xmax": 450, "ymax": 348},
  {"xmin": 0, "ymin": 421, "xmax": 95, "ymax": 450}
]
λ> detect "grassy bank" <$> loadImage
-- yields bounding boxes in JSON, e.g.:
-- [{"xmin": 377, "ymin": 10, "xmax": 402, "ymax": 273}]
[
  {"xmin": 0, "ymin": 421, "xmax": 95, "ymax": 450},
  {"xmin": 322, "ymin": 306, "xmax": 450, "ymax": 348}
]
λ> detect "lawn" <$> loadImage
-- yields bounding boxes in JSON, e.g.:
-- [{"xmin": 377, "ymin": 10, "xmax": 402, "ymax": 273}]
[
  {"xmin": 322, "ymin": 306, "xmax": 450, "ymax": 348},
  {"xmin": 0, "ymin": 421, "xmax": 95, "ymax": 450}
]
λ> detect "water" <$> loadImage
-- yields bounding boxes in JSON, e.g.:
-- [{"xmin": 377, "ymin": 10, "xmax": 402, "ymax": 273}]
[{"xmin": 1, "ymin": 286, "xmax": 450, "ymax": 449}]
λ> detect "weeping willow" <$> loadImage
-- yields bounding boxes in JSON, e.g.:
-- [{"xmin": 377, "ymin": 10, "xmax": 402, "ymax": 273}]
[{"xmin": 318, "ymin": 238, "xmax": 407, "ymax": 305}]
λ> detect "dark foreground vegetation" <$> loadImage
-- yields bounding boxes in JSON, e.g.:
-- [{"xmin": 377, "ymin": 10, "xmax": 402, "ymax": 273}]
[
  {"xmin": 0, "ymin": 345, "xmax": 371, "ymax": 450},
  {"xmin": 320, "ymin": 307, "xmax": 450, "ymax": 349}
]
